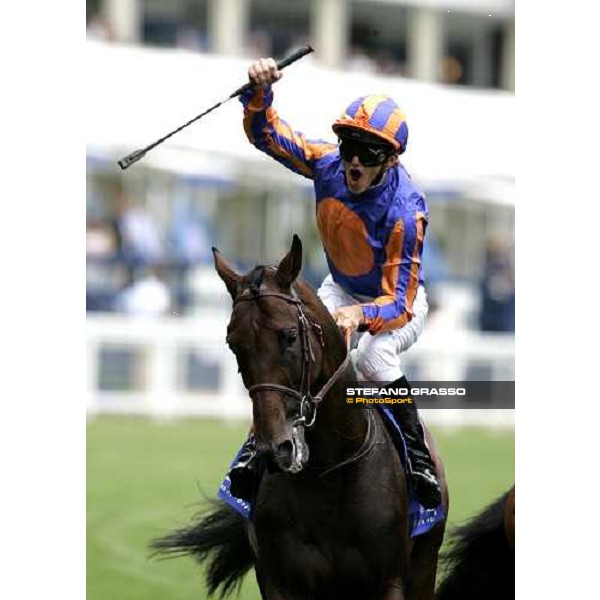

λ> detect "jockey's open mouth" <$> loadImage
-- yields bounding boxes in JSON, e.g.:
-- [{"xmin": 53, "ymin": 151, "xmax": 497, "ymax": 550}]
[
  {"xmin": 344, "ymin": 163, "xmax": 370, "ymax": 193},
  {"xmin": 344, "ymin": 161, "xmax": 386, "ymax": 194},
  {"xmin": 349, "ymin": 167, "xmax": 362, "ymax": 183}
]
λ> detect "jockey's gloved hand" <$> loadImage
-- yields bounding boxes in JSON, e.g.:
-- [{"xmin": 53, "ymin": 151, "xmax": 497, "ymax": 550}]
[
  {"xmin": 248, "ymin": 57, "xmax": 283, "ymax": 88},
  {"xmin": 333, "ymin": 305, "xmax": 364, "ymax": 338}
]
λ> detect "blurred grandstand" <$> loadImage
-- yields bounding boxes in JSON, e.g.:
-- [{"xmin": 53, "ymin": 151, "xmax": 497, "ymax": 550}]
[{"xmin": 86, "ymin": 0, "xmax": 514, "ymax": 425}]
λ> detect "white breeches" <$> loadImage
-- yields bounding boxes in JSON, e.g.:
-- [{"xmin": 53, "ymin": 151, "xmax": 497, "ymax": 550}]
[{"xmin": 317, "ymin": 274, "xmax": 428, "ymax": 382}]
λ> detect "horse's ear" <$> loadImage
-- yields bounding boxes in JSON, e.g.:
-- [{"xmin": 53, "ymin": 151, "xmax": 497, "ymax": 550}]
[
  {"xmin": 212, "ymin": 247, "xmax": 241, "ymax": 299},
  {"xmin": 275, "ymin": 234, "xmax": 303, "ymax": 290}
]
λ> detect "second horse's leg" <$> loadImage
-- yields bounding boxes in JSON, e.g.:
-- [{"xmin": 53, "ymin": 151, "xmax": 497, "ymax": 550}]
[
  {"xmin": 380, "ymin": 578, "xmax": 406, "ymax": 600},
  {"xmin": 405, "ymin": 523, "xmax": 445, "ymax": 600}
]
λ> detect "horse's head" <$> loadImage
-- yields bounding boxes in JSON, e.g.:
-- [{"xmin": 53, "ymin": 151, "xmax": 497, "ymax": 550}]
[{"xmin": 213, "ymin": 235, "xmax": 338, "ymax": 474}]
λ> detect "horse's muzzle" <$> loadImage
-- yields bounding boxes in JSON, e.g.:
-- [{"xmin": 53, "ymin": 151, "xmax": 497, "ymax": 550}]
[{"xmin": 257, "ymin": 432, "xmax": 308, "ymax": 474}]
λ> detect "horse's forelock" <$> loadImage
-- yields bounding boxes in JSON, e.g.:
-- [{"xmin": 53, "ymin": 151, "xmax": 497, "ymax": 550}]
[
  {"xmin": 247, "ymin": 265, "xmax": 266, "ymax": 295},
  {"xmin": 241, "ymin": 265, "xmax": 284, "ymax": 294}
]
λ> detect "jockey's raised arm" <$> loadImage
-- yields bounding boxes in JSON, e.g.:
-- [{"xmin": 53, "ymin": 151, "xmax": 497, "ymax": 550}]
[{"xmin": 240, "ymin": 59, "xmax": 336, "ymax": 179}]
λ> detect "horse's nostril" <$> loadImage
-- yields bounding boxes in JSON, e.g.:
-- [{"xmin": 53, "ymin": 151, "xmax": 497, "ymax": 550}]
[
  {"xmin": 276, "ymin": 440, "xmax": 293, "ymax": 461},
  {"xmin": 256, "ymin": 444, "xmax": 270, "ymax": 460}
]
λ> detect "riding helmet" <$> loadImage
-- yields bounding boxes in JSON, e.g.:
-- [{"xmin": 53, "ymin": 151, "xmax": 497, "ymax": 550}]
[{"xmin": 332, "ymin": 95, "xmax": 409, "ymax": 154}]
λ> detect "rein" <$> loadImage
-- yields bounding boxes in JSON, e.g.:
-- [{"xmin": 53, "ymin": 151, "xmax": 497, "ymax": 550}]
[
  {"xmin": 318, "ymin": 409, "xmax": 379, "ymax": 477},
  {"xmin": 233, "ymin": 288, "xmax": 351, "ymax": 428}
]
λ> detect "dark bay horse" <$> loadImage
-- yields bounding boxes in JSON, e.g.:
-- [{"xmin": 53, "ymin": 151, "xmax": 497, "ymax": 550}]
[
  {"xmin": 436, "ymin": 485, "xmax": 515, "ymax": 600},
  {"xmin": 153, "ymin": 235, "xmax": 448, "ymax": 600}
]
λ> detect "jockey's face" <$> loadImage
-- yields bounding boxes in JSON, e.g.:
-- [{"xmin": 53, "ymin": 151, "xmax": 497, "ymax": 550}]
[
  {"xmin": 342, "ymin": 153, "xmax": 397, "ymax": 195},
  {"xmin": 339, "ymin": 139, "xmax": 397, "ymax": 194}
]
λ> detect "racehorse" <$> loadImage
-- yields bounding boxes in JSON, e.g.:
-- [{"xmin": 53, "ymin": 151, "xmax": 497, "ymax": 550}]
[
  {"xmin": 153, "ymin": 235, "xmax": 449, "ymax": 600},
  {"xmin": 436, "ymin": 485, "xmax": 515, "ymax": 600}
]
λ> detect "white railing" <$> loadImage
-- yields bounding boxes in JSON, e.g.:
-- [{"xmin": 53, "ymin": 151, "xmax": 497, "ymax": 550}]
[{"xmin": 86, "ymin": 313, "xmax": 514, "ymax": 428}]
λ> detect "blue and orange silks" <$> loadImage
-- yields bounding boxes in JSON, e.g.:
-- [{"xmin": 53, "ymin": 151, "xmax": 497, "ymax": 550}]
[{"xmin": 241, "ymin": 86, "xmax": 428, "ymax": 335}]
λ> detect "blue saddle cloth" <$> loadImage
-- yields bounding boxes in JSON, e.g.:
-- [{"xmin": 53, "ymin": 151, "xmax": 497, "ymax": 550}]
[{"xmin": 218, "ymin": 406, "xmax": 444, "ymax": 538}]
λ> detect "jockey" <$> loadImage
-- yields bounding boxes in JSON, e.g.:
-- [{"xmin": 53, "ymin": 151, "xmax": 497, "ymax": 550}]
[{"xmin": 228, "ymin": 58, "xmax": 441, "ymax": 509}]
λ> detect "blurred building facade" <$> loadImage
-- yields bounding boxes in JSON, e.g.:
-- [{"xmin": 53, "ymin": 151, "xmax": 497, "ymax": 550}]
[{"xmin": 87, "ymin": 0, "xmax": 514, "ymax": 90}]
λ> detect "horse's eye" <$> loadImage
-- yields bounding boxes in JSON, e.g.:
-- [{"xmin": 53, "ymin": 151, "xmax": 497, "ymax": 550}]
[{"xmin": 279, "ymin": 328, "xmax": 298, "ymax": 346}]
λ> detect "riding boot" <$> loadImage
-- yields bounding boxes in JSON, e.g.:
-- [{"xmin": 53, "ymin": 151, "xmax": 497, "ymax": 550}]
[
  {"xmin": 390, "ymin": 376, "xmax": 442, "ymax": 509},
  {"xmin": 228, "ymin": 434, "xmax": 259, "ymax": 502}
]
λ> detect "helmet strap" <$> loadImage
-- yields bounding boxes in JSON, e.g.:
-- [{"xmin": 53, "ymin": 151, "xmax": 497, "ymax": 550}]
[{"xmin": 369, "ymin": 164, "xmax": 388, "ymax": 188}]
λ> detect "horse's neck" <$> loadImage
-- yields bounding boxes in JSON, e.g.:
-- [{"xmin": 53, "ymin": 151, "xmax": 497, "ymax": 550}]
[
  {"xmin": 298, "ymin": 284, "xmax": 370, "ymax": 465},
  {"xmin": 309, "ymin": 368, "xmax": 370, "ymax": 468}
]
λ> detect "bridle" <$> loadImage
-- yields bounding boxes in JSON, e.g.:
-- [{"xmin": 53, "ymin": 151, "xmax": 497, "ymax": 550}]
[{"xmin": 233, "ymin": 287, "xmax": 351, "ymax": 429}]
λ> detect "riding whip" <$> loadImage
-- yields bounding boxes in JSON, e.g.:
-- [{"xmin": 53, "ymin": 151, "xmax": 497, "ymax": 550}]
[{"xmin": 117, "ymin": 45, "xmax": 315, "ymax": 170}]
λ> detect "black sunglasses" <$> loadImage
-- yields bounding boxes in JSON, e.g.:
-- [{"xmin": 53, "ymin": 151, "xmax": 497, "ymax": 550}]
[{"xmin": 339, "ymin": 140, "xmax": 392, "ymax": 167}]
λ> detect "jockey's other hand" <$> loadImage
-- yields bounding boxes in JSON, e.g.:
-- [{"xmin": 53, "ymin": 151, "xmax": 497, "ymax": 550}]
[
  {"xmin": 248, "ymin": 57, "xmax": 283, "ymax": 88},
  {"xmin": 333, "ymin": 305, "xmax": 364, "ymax": 338}
]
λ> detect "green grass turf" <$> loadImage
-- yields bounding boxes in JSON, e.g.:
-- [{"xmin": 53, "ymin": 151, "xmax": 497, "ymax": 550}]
[{"xmin": 87, "ymin": 416, "xmax": 514, "ymax": 600}]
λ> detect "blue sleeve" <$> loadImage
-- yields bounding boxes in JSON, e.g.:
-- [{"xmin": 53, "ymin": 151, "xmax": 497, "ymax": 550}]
[
  {"xmin": 361, "ymin": 211, "xmax": 427, "ymax": 333},
  {"xmin": 240, "ymin": 86, "xmax": 337, "ymax": 180}
]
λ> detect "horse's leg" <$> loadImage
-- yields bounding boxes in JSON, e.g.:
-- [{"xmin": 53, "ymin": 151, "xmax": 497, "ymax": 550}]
[
  {"xmin": 254, "ymin": 564, "xmax": 268, "ymax": 600},
  {"xmin": 262, "ymin": 577, "xmax": 306, "ymax": 600},
  {"xmin": 263, "ymin": 587, "xmax": 304, "ymax": 600},
  {"xmin": 405, "ymin": 524, "xmax": 445, "ymax": 600},
  {"xmin": 380, "ymin": 579, "xmax": 406, "ymax": 600}
]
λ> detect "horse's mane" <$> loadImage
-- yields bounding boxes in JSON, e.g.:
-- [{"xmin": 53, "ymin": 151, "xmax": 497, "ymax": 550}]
[{"xmin": 436, "ymin": 489, "xmax": 514, "ymax": 600}]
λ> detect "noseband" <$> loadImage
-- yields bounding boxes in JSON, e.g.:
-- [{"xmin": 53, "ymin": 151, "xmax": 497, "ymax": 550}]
[{"xmin": 233, "ymin": 288, "xmax": 350, "ymax": 428}]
